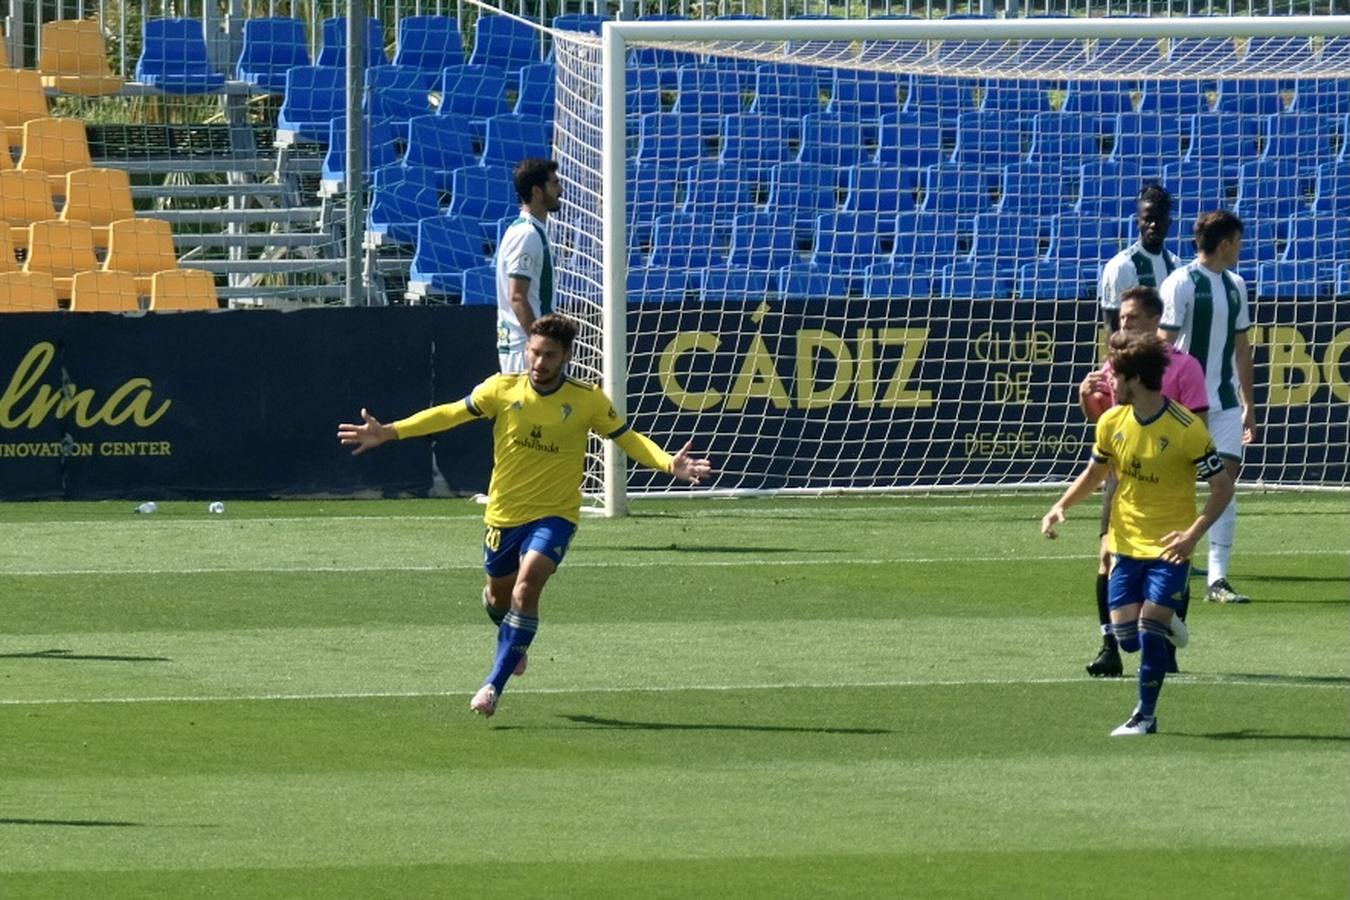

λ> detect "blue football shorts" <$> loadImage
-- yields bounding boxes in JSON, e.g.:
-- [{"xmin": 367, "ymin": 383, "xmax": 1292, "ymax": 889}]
[
  {"xmin": 1108, "ymin": 554, "xmax": 1190, "ymax": 611},
  {"xmin": 482, "ymin": 516, "xmax": 577, "ymax": 577}
]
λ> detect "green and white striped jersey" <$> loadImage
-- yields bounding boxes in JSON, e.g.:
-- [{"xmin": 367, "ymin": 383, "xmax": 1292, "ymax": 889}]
[{"xmin": 1159, "ymin": 260, "xmax": 1251, "ymax": 412}]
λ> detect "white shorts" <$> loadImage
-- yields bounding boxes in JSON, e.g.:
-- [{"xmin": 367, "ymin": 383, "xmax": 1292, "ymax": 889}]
[
  {"xmin": 498, "ymin": 350, "xmax": 527, "ymax": 374},
  {"xmin": 1206, "ymin": 407, "xmax": 1244, "ymax": 462}
]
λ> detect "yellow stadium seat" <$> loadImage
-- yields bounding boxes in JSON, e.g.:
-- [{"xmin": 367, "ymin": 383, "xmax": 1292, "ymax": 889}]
[
  {"xmin": 24, "ymin": 219, "xmax": 97, "ymax": 301},
  {"xmin": 0, "ymin": 33, "xmax": 8, "ymax": 67},
  {"xmin": 0, "ymin": 127, "xmax": 12, "ymax": 170},
  {"xmin": 1, "ymin": 169, "xmax": 60, "ymax": 250},
  {"xmin": 0, "ymin": 271, "xmax": 60, "ymax": 312},
  {"xmin": 18, "ymin": 116, "xmax": 93, "ymax": 198},
  {"xmin": 0, "ymin": 69, "xmax": 51, "ymax": 144},
  {"xmin": 70, "ymin": 268, "xmax": 141, "ymax": 311},
  {"xmin": 150, "ymin": 268, "xmax": 219, "ymax": 311},
  {"xmin": 104, "ymin": 217, "xmax": 178, "ymax": 295},
  {"xmin": 62, "ymin": 167, "xmax": 134, "ymax": 249},
  {"xmin": 39, "ymin": 19, "xmax": 127, "ymax": 96},
  {"xmin": 0, "ymin": 226, "xmax": 18, "ymax": 272}
]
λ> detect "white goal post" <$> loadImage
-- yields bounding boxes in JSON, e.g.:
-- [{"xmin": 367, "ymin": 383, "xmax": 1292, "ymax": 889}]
[{"xmin": 545, "ymin": 15, "xmax": 1350, "ymax": 514}]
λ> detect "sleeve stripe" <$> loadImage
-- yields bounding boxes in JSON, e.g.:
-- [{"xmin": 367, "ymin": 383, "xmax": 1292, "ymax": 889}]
[
  {"xmin": 607, "ymin": 424, "xmax": 631, "ymax": 440},
  {"xmin": 464, "ymin": 396, "xmax": 482, "ymax": 417}
]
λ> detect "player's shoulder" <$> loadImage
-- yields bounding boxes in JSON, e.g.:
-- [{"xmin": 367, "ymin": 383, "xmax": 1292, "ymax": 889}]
[
  {"xmin": 1098, "ymin": 403, "xmax": 1131, "ymax": 429},
  {"xmin": 1102, "ymin": 245, "xmax": 1136, "ymax": 273},
  {"xmin": 1162, "ymin": 398, "xmax": 1199, "ymax": 429},
  {"xmin": 1226, "ymin": 268, "xmax": 1248, "ymax": 292},
  {"xmin": 1159, "ymin": 263, "xmax": 1192, "ymax": 292}
]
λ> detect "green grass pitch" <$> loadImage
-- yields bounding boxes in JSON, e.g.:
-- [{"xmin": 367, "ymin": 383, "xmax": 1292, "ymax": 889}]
[{"xmin": 1, "ymin": 492, "xmax": 1346, "ymax": 898}]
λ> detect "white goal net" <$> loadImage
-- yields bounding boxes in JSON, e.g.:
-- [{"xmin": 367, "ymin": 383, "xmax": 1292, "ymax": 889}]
[{"xmin": 548, "ymin": 17, "xmax": 1350, "ymax": 509}]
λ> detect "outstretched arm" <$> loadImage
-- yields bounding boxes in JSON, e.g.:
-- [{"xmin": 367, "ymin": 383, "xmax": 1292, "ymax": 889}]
[
  {"xmin": 338, "ymin": 401, "xmax": 480, "ymax": 456},
  {"xmin": 613, "ymin": 430, "xmax": 714, "ymax": 485}
]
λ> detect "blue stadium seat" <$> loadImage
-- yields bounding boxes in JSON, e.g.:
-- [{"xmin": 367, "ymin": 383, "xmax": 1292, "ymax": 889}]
[
  {"xmin": 919, "ymin": 164, "xmax": 994, "ymax": 216},
  {"xmin": 705, "ymin": 56, "xmax": 759, "ymax": 95},
  {"xmin": 409, "ymin": 214, "xmax": 490, "ymax": 297},
  {"xmin": 785, "ymin": 15, "xmax": 852, "ymax": 81},
  {"xmin": 681, "ymin": 162, "xmax": 759, "ymax": 222},
  {"xmin": 402, "ymin": 114, "xmax": 478, "ymax": 190},
  {"xmin": 628, "ymin": 163, "xmax": 680, "ymax": 251},
  {"xmin": 1283, "ymin": 213, "xmax": 1350, "ymax": 278},
  {"xmin": 135, "ymin": 18, "xmax": 226, "ymax": 93},
  {"xmin": 1235, "ymin": 218, "xmax": 1284, "ymax": 273},
  {"xmin": 700, "ymin": 268, "xmax": 774, "ymax": 303},
  {"xmin": 469, "ymin": 14, "xmax": 541, "ymax": 75},
  {"xmin": 628, "ymin": 16, "xmax": 696, "ymax": 92},
  {"xmin": 750, "ymin": 64, "xmax": 823, "ymax": 120},
  {"xmin": 893, "ymin": 211, "xmax": 964, "ymax": 276},
  {"xmin": 942, "ymin": 260, "xmax": 1011, "ymax": 299},
  {"xmin": 969, "ymin": 211, "xmax": 1044, "ymax": 281},
  {"xmin": 1137, "ymin": 79, "xmax": 1212, "ymax": 116},
  {"xmin": 648, "ymin": 212, "xmax": 724, "ymax": 269},
  {"xmin": 236, "ymin": 17, "xmax": 310, "ymax": 94},
  {"xmin": 365, "ymin": 65, "xmax": 437, "ymax": 124},
  {"xmin": 806, "ymin": 211, "xmax": 885, "ymax": 293},
  {"xmin": 903, "ymin": 75, "xmax": 976, "ymax": 126},
  {"xmin": 724, "ymin": 212, "xmax": 799, "ymax": 270},
  {"xmin": 515, "ymin": 64, "xmax": 556, "ymax": 121},
  {"xmin": 367, "ymin": 181, "xmax": 442, "ymax": 246},
  {"xmin": 626, "ymin": 66, "xmax": 665, "ymax": 120},
  {"xmin": 372, "ymin": 163, "xmax": 441, "ymax": 191},
  {"xmin": 480, "ymin": 114, "xmax": 552, "ymax": 169},
  {"xmin": 636, "ymin": 112, "xmax": 708, "ymax": 167},
  {"xmin": 719, "ymin": 114, "xmax": 798, "ymax": 166},
  {"xmin": 844, "ymin": 165, "xmax": 917, "ymax": 221},
  {"xmin": 1262, "ymin": 113, "xmax": 1336, "ymax": 167},
  {"xmin": 874, "ymin": 112, "xmax": 945, "ymax": 170},
  {"xmin": 997, "ymin": 163, "xmax": 1074, "ymax": 219},
  {"xmin": 447, "ymin": 164, "xmax": 516, "ymax": 223},
  {"xmin": 394, "ymin": 16, "xmax": 464, "ymax": 72},
  {"xmin": 767, "ymin": 162, "xmax": 843, "ymax": 231},
  {"xmin": 1185, "ymin": 112, "xmax": 1262, "ymax": 179},
  {"xmin": 863, "ymin": 259, "xmax": 934, "ymax": 300},
  {"xmin": 1026, "ymin": 112, "xmax": 1106, "ymax": 166},
  {"xmin": 321, "ymin": 116, "xmax": 401, "ymax": 191},
  {"xmin": 1311, "ymin": 160, "xmax": 1350, "ymax": 216},
  {"xmin": 1214, "ymin": 79, "xmax": 1286, "ymax": 117},
  {"xmin": 1290, "ymin": 78, "xmax": 1350, "ymax": 116},
  {"xmin": 827, "ymin": 69, "xmax": 905, "ymax": 122},
  {"xmin": 551, "ymin": 13, "xmax": 605, "ymax": 34},
  {"xmin": 1256, "ymin": 260, "xmax": 1325, "ymax": 300},
  {"xmin": 1046, "ymin": 213, "xmax": 1123, "ymax": 265},
  {"xmin": 318, "ymin": 17, "xmax": 387, "ymax": 68},
  {"xmin": 1160, "ymin": 160, "xmax": 1230, "ymax": 226},
  {"xmin": 674, "ymin": 65, "xmax": 744, "ymax": 119},
  {"xmin": 1109, "ymin": 113, "xmax": 1187, "ymax": 177},
  {"xmin": 1074, "ymin": 159, "xmax": 1147, "ymax": 220},
  {"xmin": 980, "ymin": 79, "xmax": 1051, "ymax": 117},
  {"xmin": 797, "ymin": 114, "xmax": 870, "ymax": 168},
  {"xmin": 1338, "ymin": 263, "xmax": 1350, "ymax": 299},
  {"xmin": 461, "ymin": 265, "xmax": 496, "ymax": 305},
  {"xmin": 950, "ymin": 110, "xmax": 1025, "ymax": 169},
  {"xmin": 778, "ymin": 264, "xmax": 852, "ymax": 300},
  {"xmin": 1235, "ymin": 159, "xmax": 1307, "ymax": 221},
  {"xmin": 277, "ymin": 66, "xmax": 346, "ymax": 143},
  {"xmin": 627, "ymin": 266, "xmax": 698, "ymax": 304},
  {"xmin": 439, "ymin": 65, "xmax": 511, "ymax": 121},
  {"xmin": 1017, "ymin": 259, "xmax": 1092, "ymax": 300},
  {"xmin": 1059, "ymin": 82, "xmax": 1133, "ymax": 117}
]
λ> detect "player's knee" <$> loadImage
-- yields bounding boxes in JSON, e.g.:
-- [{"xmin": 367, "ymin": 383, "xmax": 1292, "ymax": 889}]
[
  {"xmin": 1111, "ymin": 620, "xmax": 1140, "ymax": 653},
  {"xmin": 511, "ymin": 580, "xmax": 543, "ymax": 614}
]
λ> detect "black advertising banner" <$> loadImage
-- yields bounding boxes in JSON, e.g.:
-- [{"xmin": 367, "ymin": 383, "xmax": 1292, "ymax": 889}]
[
  {"xmin": 625, "ymin": 296, "xmax": 1350, "ymax": 492},
  {"xmin": 0, "ymin": 307, "xmax": 497, "ymax": 500}
]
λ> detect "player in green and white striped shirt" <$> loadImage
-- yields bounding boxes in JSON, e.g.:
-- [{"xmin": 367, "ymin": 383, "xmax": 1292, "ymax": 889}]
[
  {"xmin": 1159, "ymin": 210, "xmax": 1257, "ymax": 604},
  {"xmin": 1098, "ymin": 183, "xmax": 1181, "ymax": 332}
]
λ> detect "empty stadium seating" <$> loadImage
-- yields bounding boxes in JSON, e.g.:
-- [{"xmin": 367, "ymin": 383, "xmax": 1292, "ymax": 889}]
[
  {"xmin": 61, "ymin": 167, "xmax": 135, "ymax": 248},
  {"xmin": 318, "ymin": 17, "xmax": 388, "ymax": 68},
  {"xmin": 70, "ymin": 269, "xmax": 141, "ymax": 312},
  {"xmin": 150, "ymin": 268, "xmax": 220, "ymax": 310},
  {"xmin": 135, "ymin": 18, "xmax": 227, "ymax": 93},
  {"xmin": 394, "ymin": 15, "xmax": 465, "ymax": 72},
  {"xmin": 407, "ymin": 214, "xmax": 490, "ymax": 298},
  {"xmin": 0, "ymin": 271, "xmax": 60, "ymax": 312},
  {"xmin": 40, "ymin": 19, "xmax": 126, "ymax": 95},
  {"xmin": 104, "ymin": 218, "xmax": 179, "ymax": 295},
  {"xmin": 236, "ymin": 17, "xmax": 312, "ymax": 93}
]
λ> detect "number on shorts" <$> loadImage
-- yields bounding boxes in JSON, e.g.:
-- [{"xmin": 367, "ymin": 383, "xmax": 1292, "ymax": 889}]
[{"xmin": 484, "ymin": 526, "xmax": 502, "ymax": 552}]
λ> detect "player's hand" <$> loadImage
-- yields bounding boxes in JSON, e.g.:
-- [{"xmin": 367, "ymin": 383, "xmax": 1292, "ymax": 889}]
[
  {"xmin": 670, "ymin": 441, "xmax": 714, "ymax": 485},
  {"xmin": 1159, "ymin": 530, "xmax": 1197, "ymax": 564},
  {"xmin": 337, "ymin": 408, "xmax": 393, "ymax": 456},
  {"xmin": 1242, "ymin": 406, "xmax": 1258, "ymax": 445},
  {"xmin": 1041, "ymin": 506, "xmax": 1066, "ymax": 539}
]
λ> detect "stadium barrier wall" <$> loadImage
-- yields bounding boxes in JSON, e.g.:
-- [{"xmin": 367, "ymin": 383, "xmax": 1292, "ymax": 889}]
[
  {"xmin": 0, "ymin": 307, "xmax": 497, "ymax": 500},
  {"xmin": 1, "ymin": 298, "xmax": 1345, "ymax": 500}
]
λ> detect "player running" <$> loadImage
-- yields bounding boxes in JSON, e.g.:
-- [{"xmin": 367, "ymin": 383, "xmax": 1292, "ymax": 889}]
[{"xmin": 339, "ymin": 315, "xmax": 714, "ymax": 718}]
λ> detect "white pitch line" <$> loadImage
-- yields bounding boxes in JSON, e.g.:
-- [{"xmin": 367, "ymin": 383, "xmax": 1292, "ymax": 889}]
[
  {"xmin": 0, "ymin": 547, "xmax": 1342, "ymax": 577},
  {"xmin": 1, "ymin": 674, "xmax": 1344, "ymax": 707}
]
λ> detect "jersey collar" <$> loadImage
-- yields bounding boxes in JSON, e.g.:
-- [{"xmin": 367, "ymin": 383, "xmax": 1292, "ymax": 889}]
[{"xmin": 1132, "ymin": 397, "xmax": 1171, "ymax": 427}]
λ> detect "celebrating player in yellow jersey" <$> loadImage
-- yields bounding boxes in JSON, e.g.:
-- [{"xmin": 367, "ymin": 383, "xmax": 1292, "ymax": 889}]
[
  {"xmin": 1042, "ymin": 332, "xmax": 1234, "ymax": 737},
  {"xmin": 338, "ymin": 315, "xmax": 714, "ymax": 718}
]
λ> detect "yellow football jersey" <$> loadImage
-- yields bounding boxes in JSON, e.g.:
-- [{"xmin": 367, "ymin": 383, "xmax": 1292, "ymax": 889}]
[{"xmin": 1092, "ymin": 400, "xmax": 1225, "ymax": 558}]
